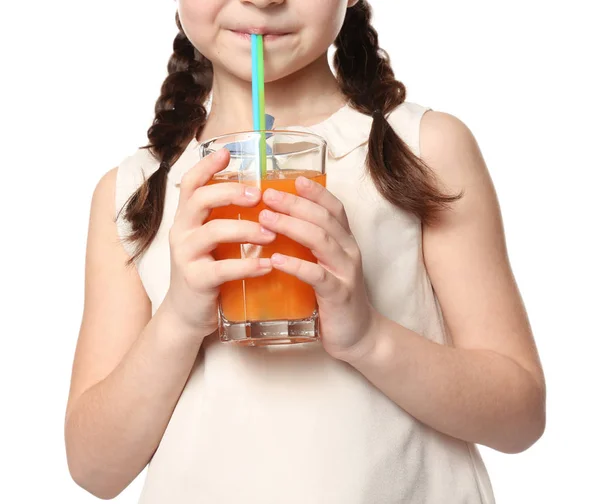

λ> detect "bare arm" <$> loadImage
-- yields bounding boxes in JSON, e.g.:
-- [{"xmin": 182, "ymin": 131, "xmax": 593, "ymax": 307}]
[
  {"xmin": 342, "ymin": 111, "xmax": 546, "ymax": 453},
  {"xmin": 64, "ymin": 167, "xmax": 203, "ymax": 499}
]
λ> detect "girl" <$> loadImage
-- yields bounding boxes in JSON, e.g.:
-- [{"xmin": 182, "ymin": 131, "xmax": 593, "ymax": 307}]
[{"xmin": 65, "ymin": 1, "xmax": 546, "ymax": 502}]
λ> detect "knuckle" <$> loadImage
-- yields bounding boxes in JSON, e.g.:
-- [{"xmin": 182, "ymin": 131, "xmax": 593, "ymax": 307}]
[
  {"xmin": 315, "ymin": 266, "xmax": 328, "ymax": 284},
  {"xmin": 182, "ymin": 263, "xmax": 198, "ymax": 288},
  {"xmin": 206, "ymin": 219, "xmax": 227, "ymax": 238},
  {"xmin": 318, "ymin": 228, "xmax": 330, "ymax": 245},
  {"xmin": 312, "ymin": 180, "xmax": 325, "ymax": 194},
  {"xmin": 348, "ymin": 244, "xmax": 362, "ymax": 264},
  {"xmin": 348, "ymin": 265, "xmax": 361, "ymax": 284},
  {"xmin": 323, "ymin": 210, "xmax": 336, "ymax": 229},
  {"xmin": 180, "ymin": 171, "xmax": 195, "ymax": 192},
  {"xmin": 202, "ymin": 219, "xmax": 216, "ymax": 232},
  {"xmin": 287, "ymin": 192, "xmax": 299, "ymax": 208},
  {"xmin": 190, "ymin": 187, "xmax": 207, "ymax": 210},
  {"xmin": 337, "ymin": 287, "xmax": 352, "ymax": 304},
  {"xmin": 209, "ymin": 261, "xmax": 224, "ymax": 284},
  {"xmin": 333, "ymin": 200, "xmax": 345, "ymax": 219},
  {"xmin": 201, "ymin": 221, "xmax": 221, "ymax": 244},
  {"xmin": 169, "ymin": 226, "xmax": 188, "ymax": 252}
]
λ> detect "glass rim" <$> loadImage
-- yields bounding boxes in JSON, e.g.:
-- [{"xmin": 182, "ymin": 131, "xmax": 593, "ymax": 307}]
[{"xmin": 198, "ymin": 129, "xmax": 327, "ymax": 156}]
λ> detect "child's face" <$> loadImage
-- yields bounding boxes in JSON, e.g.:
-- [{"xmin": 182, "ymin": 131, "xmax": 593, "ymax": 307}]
[{"xmin": 177, "ymin": 0, "xmax": 357, "ymax": 82}]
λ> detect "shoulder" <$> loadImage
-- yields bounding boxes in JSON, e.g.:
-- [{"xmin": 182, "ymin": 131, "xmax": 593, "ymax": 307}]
[
  {"xmin": 418, "ymin": 110, "xmax": 486, "ymax": 193},
  {"xmin": 107, "ymin": 148, "xmax": 159, "ymax": 260},
  {"xmin": 420, "ymin": 110, "xmax": 479, "ymax": 156},
  {"xmin": 90, "ymin": 167, "xmax": 119, "ymax": 221},
  {"xmin": 385, "ymin": 104, "xmax": 480, "ymax": 162},
  {"xmin": 385, "ymin": 102, "xmax": 434, "ymax": 157},
  {"xmin": 113, "ymin": 147, "xmax": 161, "ymax": 209},
  {"xmin": 96, "ymin": 165, "xmax": 118, "ymax": 192},
  {"xmin": 116, "ymin": 147, "xmax": 161, "ymax": 189}
]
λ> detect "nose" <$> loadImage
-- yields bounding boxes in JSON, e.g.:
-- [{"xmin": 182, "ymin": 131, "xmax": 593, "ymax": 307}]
[{"xmin": 241, "ymin": 0, "xmax": 284, "ymax": 7}]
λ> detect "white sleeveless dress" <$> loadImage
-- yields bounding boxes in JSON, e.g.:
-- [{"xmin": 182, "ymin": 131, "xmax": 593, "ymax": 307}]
[{"xmin": 116, "ymin": 102, "xmax": 496, "ymax": 503}]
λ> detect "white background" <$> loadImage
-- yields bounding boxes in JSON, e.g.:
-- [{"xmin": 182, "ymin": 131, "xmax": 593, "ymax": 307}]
[{"xmin": 1, "ymin": 0, "xmax": 598, "ymax": 502}]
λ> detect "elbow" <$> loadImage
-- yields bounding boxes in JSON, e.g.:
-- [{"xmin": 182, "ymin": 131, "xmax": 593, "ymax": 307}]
[
  {"xmin": 66, "ymin": 452, "xmax": 127, "ymax": 500},
  {"xmin": 494, "ymin": 381, "xmax": 547, "ymax": 454},
  {"xmin": 65, "ymin": 427, "xmax": 127, "ymax": 500},
  {"xmin": 498, "ymin": 408, "xmax": 546, "ymax": 454}
]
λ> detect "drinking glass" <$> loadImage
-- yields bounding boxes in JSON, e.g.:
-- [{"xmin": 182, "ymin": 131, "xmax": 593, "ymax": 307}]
[{"xmin": 199, "ymin": 130, "xmax": 327, "ymax": 346}]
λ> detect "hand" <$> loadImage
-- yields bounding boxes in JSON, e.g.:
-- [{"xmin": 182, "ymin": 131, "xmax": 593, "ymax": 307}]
[
  {"xmin": 163, "ymin": 148, "xmax": 276, "ymax": 342},
  {"xmin": 258, "ymin": 176, "xmax": 379, "ymax": 360}
]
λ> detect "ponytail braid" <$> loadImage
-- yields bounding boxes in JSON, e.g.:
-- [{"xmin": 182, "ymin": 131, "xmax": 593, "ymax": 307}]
[
  {"xmin": 334, "ymin": 0, "xmax": 462, "ymax": 224},
  {"xmin": 118, "ymin": 11, "xmax": 213, "ymax": 267}
]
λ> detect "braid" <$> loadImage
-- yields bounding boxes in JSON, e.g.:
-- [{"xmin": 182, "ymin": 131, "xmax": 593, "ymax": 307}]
[
  {"xmin": 118, "ymin": 11, "xmax": 213, "ymax": 267},
  {"xmin": 334, "ymin": 0, "xmax": 461, "ymax": 224}
]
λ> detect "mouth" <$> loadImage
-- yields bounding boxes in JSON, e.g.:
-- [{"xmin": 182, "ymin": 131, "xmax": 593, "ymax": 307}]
[{"xmin": 228, "ymin": 28, "xmax": 292, "ymax": 42}]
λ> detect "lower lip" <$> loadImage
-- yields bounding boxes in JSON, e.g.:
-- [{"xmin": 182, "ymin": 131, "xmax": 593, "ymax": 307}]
[{"xmin": 230, "ymin": 30, "xmax": 289, "ymax": 42}]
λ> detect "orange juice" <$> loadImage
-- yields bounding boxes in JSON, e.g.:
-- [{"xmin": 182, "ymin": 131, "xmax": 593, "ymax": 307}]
[{"xmin": 208, "ymin": 170, "xmax": 326, "ymax": 323}]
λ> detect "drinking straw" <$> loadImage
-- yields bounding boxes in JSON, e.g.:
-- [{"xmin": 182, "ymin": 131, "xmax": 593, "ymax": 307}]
[{"xmin": 251, "ymin": 34, "xmax": 267, "ymax": 179}]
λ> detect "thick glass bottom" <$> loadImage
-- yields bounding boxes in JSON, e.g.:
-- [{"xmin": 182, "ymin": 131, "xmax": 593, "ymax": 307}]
[{"xmin": 218, "ymin": 309, "xmax": 320, "ymax": 347}]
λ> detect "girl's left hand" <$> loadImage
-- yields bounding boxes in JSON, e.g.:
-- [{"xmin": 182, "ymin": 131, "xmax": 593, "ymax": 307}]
[{"xmin": 258, "ymin": 176, "xmax": 379, "ymax": 360}]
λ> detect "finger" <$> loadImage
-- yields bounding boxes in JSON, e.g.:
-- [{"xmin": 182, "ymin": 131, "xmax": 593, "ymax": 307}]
[
  {"xmin": 181, "ymin": 219, "xmax": 276, "ymax": 260},
  {"xmin": 179, "ymin": 182, "xmax": 262, "ymax": 230},
  {"xmin": 270, "ymin": 254, "xmax": 339, "ymax": 298},
  {"xmin": 176, "ymin": 148, "xmax": 230, "ymax": 212},
  {"xmin": 191, "ymin": 258, "xmax": 273, "ymax": 289},
  {"xmin": 262, "ymin": 187, "xmax": 354, "ymax": 252},
  {"xmin": 258, "ymin": 210, "xmax": 351, "ymax": 273},
  {"xmin": 294, "ymin": 176, "xmax": 351, "ymax": 233}
]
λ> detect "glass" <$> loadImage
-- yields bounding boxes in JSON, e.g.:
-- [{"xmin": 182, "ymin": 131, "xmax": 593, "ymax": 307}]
[{"xmin": 199, "ymin": 130, "xmax": 327, "ymax": 346}]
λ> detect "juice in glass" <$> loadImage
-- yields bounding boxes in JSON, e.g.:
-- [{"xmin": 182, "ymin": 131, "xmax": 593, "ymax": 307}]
[
  {"xmin": 200, "ymin": 131, "xmax": 327, "ymax": 346},
  {"xmin": 209, "ymin": 170, "xmax": 325, "ymax": 324}
]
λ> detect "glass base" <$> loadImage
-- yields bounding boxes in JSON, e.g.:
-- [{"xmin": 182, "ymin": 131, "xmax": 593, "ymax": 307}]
[{"xmin": 218, "ymin": 310, "xmax": 320, "ymax": 347}]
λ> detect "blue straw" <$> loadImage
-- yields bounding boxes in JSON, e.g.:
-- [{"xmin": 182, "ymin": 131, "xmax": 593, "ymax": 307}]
[
  {"xmin": 251, "ymin": 34, "xmax": 260, "ymax": 131},
  {"xmin": 250, "ymin": 34, "xmax": 267, "ymax": 179}
]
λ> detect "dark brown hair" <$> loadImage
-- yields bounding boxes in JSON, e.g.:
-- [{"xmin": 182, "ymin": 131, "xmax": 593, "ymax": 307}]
[{"xmin": 118, "ymin": 1, "xmax": 461, "ymax": 267}]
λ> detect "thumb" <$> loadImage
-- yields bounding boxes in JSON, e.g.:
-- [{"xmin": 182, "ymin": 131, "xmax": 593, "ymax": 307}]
[{"xmin": 176, "ymin": 148, "xmax": 230, "ymax": 212}]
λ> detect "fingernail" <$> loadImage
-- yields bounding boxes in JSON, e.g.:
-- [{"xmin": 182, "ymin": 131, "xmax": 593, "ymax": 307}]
[
  {"xmin": 297, "ymin": 176, "xmax": 311, "ymax": 188},
  {"xmin": 264, "ymin": 189, "xmax": 283, "ymax": 201},
  {"xmin": 261, "ymin": 209, "xmax": 277, "ymax": 222},
  {"xmin": 245, "ymin": 186, "xmax": 261, "ymax": 199},
  {"xmin": 259, "ymin": 258, "xmax": 272, "ymax": 268},
  {"xmin": 260, "ymin": 226, "xmax": 276, "ymax": 237},
  {"xmin": 271, "ymin": 253, "xmax": 286, "ymax": 265}
]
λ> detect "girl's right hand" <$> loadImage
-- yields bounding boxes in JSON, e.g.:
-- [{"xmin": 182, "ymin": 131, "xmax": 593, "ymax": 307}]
[{"xmin": 162, "ymin": 148, "xmax": 276, "ymax": 341}]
